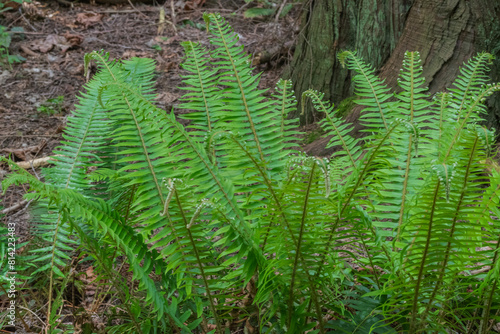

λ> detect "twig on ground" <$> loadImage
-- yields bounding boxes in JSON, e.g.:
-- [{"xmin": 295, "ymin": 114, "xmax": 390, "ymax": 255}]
[
  {"xmin": 84, "ymin": 36, "xmax": 139, "ymax": 49},
  {"xmin": 30, "ymin": 162, "xmax": 40, "ymax": 180},
  {"xmin": 127, "ymin": 0, "xmax": 149, "ymax": 19},
  {"xmin": 54, "ymin": 0, "xmax": 74, "ymax": 6},
  {"xmin": 12, "ymin": 156, "xmax": 59, "ymax": 170},
  {"xmin": 0, "ymin": 134, "xmax": 60, "ymax": 138},
  {"xmin": 83, "ymin": 8, "xmax": 160, "ymax": 14},
  {"xmin": 274, "ymin": 0, "xmax": 288, "ymax": 22},
  {"xmin": 20, "ymin": 45, "xmax": 38, "ymax": 57},
  {"xmin": 6, "ymin": 31, "xmax": 48, "ymax": 35},
  {"xmin": 1, "ymin": 200, "xmax": 28, "ymax": 215},
  {"xmin": 18, "ymin": 7, "xmax": 37, "ymax": 31},
  {"xmin": 17, "ymin": 306, "xmax": 46, "ymax": 328}
]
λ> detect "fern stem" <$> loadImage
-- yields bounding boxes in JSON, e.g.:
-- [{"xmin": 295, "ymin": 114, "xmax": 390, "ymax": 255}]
[
  {"xmin": 396, "ymin": 134, "xmax": 413, "ymax": 244},
  {"xmin": 123, "ymin": 184, "xmax": 137, "ymax": 222},
  {"xmin": 479, "ymin": 232, "xmax": 500, "ymax": 333},
  {"xmin": 262, "ymin": 168, "xmax": 300, "ymax": 251},
  {"xmin": 173, "ymin": 188, "xmax": 222, "ymax": 333},
  {"xmin": 45, "ymin": 215, "xmax": 63, "ymax": 333},
  {"xmin": 286, "ymin": 163, "xmax": 324, "ymax": 333},
  {"xmin": 314, "ymin": 123, "xmax": 399, "ymax": 281},
  {"xmin": 437, "ymin": 93, "xmax": 449, "ymax": 158},
  {"xmin": 408, "ymin": 52, "xmax": 416, "ymax": 120},
  {"xmin": 358, "ymin": 228, "xmax": 381, "ymax": 290},
  {"xmin": 421, "ymin": 135, "xmax": 479, "ymax": 329},
  {"xmin": 409, "ymin": 179, "xmax": 440, "ymax": 333},
  {"xmin": 279, "ymin": 80, "xmax": 290, "ymax": 133}
]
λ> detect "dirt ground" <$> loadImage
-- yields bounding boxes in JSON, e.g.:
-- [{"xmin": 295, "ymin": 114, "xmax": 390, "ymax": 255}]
[{"xmin": 0, "ymin": 0, "xmax": 300, "ymax": 238}]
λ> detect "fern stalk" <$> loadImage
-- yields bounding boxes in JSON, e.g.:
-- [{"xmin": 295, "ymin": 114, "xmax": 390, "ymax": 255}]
[
  {"xmin": 173, "ymin": 189, "xmax": 222, "ymax": 333},
  {"xmin": 313, "ymin": 122, "xmax": 400, "ymax": 281},
  {"xmin": 409, "ymin": 179, "xmax": 440, "ymax": 332},
  {"xmin": 420, "ymin": 135, "xmax": 479, "ymax": 329}
]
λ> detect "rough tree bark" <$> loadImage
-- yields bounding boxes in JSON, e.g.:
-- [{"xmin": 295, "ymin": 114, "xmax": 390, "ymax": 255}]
[{"xmin": 288, "ymin": 0, "xmax": 500, "ymax": 132}]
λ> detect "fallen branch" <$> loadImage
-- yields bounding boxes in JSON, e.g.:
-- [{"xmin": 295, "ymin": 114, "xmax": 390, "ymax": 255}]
[
  {"xmin": 13, "ymin": 156, "xmax": 59, "ymax": 170},
  {"xmin": 252, "ymin": 40, "xmax": 295, "ymax": 66},
  {"xmin": 1, "ymin": 200, "xmax": 28, "ymax": 215}
]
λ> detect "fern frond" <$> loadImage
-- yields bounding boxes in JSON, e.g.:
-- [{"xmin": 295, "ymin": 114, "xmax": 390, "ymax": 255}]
[
  {"xmin": 382, "ymin": 128, "xmax": 492, "ymax": 333},
  {"xmin": 3, "ymin": 166, "xmax": 189, "ymax": 328},
  {"xmin": 178, "ymin": 41, "xmax": 220, "ymax": 133},
  {"xmin": 302, "ymin": 89, "xmax": 363, "ymax": 176},
  {"xmin": 338, "ymin": 50, "xmax": 393, "ymax": 132},
  {"xmin": 448, "ymin": 52, "xmax": 495, "ymax": 122},
  {"xmin": 204, "ymin": 12, "xmax": 299, "ymax": 170}
]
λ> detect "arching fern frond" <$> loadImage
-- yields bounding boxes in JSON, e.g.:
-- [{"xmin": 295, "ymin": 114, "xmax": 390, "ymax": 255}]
[{"xmin": 338, "ymin": 50, "xmax": 393, "ymax": 133}]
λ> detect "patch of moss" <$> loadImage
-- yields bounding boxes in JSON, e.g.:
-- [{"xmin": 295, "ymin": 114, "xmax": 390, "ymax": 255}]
[
  {"xmin": 303, "ymin": 127, "xmax": 325, "ymax": 145},
  {"xmin": 335, "ymin": 96, "xmax": 357, "ymax": 118}
]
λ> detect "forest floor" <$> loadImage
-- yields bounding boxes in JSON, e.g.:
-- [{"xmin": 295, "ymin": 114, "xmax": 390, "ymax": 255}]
[
  {"xmin": 0, "ymin": 2, "xmax": 310, "ymax": 331},
  {"xmin": 0, "ymin": 0, "xmax": 303, "ymax": 241}
]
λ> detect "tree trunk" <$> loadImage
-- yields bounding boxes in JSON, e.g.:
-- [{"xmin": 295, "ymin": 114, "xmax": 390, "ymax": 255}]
[
  {"xmin": 288, "ymin": 0, "xmax": 500, "ymax": 131},
  {"xmin": 287, "ymin": 0, "xmax": 414, "ymax": 124}
]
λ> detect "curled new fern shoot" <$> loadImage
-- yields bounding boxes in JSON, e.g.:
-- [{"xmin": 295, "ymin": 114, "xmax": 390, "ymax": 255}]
[{"xmin": 2, "ymin": 13, "xmax": 500, "ymax": 334}]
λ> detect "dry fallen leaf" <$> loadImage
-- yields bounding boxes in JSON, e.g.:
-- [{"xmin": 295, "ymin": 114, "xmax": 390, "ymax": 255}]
[
  {"xmin": 1, "ymin": 140, "xmax": 47, "ymax": 161},
  {"xmin": 155, "ymin": 92, "xmax": 179, "ymax": 104},
  {"xmin": 26, "ymin": 33, "xmax": 83, "ymax": 54},
  {"xmin": 76, "ymin": 13, "xmax": 104, "ymax": 28},
  {"xmin": 121, "ymin": 50, "xmax": 153, "ymax": 59},
  {"xmin": 63, "ymin": 32, "xmax": 84, "ymax": 48}
]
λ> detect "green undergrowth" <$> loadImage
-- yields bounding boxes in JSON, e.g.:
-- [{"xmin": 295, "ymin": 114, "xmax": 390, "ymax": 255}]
[{"xmin": 2, "ymin": 12, "xmax": 500, "ymax": 334}]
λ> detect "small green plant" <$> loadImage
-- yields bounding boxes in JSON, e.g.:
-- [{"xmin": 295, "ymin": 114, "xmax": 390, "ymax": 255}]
[
  {"xmin": 37, "ymin": 95, "xmax": 65, "ymax": 115},
  {"xmin": 151, "ymin": 44, "xmax": 162, "ymax": 51},
  {"xmin": 243, "ymin": 0, "xmax": 293, "ymax": 19},
  {"xmin": 0, "ymin": 26, "xmax": 26, "ymax": 70},
  {"xmin": 2, "ymin": 13, "xmax": 500, "ymax": 334},
  {"xmin": 303, "ymin": 126, "xmax": 325, "ymax": 144},
  {"xmin": 335, "ymin": 95, "xmax": 356, "ymax": 118},
  {"xmin": 0, "ymin": 0, "xmax": 27, "ymax": 13},
  {"xmin": 0, "ymin": 1, "xmax": 30, "ymax": 69}
]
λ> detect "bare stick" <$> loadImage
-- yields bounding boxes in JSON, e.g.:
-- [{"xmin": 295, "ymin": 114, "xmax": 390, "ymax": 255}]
[
  {"xmin": 1, "ymin": 200, "xmax": 28, "ymax": 215},
  {"xmin": 127, "ymin": 0, "xmax": 149, "ymax": 19},
  {"xmin": 274, "ymin": 0, "xmax": 288, "ymax": 22},
  {"xmin": 13, "ymin": 156, "xmax": 59, "ymax": 170}
]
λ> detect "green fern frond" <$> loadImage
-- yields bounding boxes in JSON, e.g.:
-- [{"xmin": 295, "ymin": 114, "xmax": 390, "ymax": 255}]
[
  {"xmin": 2, "ymin": 166, "xmax": 189, "ymax": 328},
  {"xmin": 338, "ymin": 50, "xmax": 393, "ymax": 132},
  {"xmin": 302, "ymin": 89, "xmax": 363, "ymax": 176},
  {"xmin": 448, "ymin": 52, "xmax": 495, "ymax": 122},
  {"xmin": 204, "ymin": 12, "xmax": 299, "ymax": 170},
  {"xmin": 178, "ymin": 41, "xmax": 220, "ymax": 133}
]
